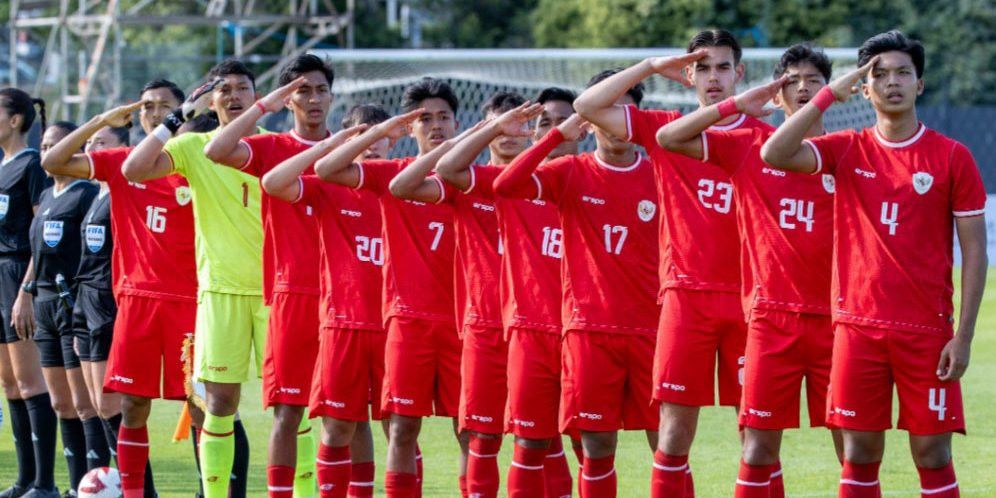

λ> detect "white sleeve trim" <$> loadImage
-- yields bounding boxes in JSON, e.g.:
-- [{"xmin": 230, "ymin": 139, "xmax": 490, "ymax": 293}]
[
  {"xmin": 462, "ymin": 164, "xmax": 477, "ymax": 194},
  {"xmin": 624, "ymin": 105, "xmax": 634, "ymax": 141},
  {"xmin": 291, "ymin": 176, "xmax": 305, "ymax": 204},
  {"xmin": 953, "ymin": 208, "xmax": 985, "ymax": 217},
  {"xmin": 354, "ymin": 163, "xmax": 365, "ymax": 190},
  {"xmin": 237, "ymin": 139, "xmax": 253, "ymax": 171},
  {"xmin": 84, "ymin": 152, "xmax": 96, "ymax": 180},
  {"xmin": 432, "ymin": 175, "xmax": 447, "ymax": 204},
  {"xmin": 700, "ymin": 132, "xmax": 710, "ymax": 163},
  {"xmin": 803, "ymin": 139, "xmax": 823, "ymax": 175},
  {"xmin": 531, "ymin": 173, "xmax": 543, "ymax": 201}
]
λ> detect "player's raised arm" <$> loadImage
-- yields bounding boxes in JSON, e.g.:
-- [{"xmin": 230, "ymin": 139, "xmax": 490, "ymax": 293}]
[
  {"xmin": 42, "ymin": 101, "xmax": 143, "ymax": 178},
  {"xmin": 204, "ymin": 76, "xmax": 307, "ymax": 167},
  {"xmin": 657, "ymin": 77, "xmax": 786, "ymax": 159},
  {"xmin": 937, "ymin": 215, "xmax": 988, "ymax": 381},
  {"xmin": 493, "ymin": 113, "xmax": 585, "ymax": 199},
  {"xmin": 436, "ymin": 101, "xmax": 541, "ymax": 191},
  {"xmin": 389, "ymin": 118, "xmax": 489, "ymax": 201},
  {"xmin": 260, "ymin": 124, "xmax": 367, "ymax": 202},
  {"xmin": 123, "ymin": 79, "xmax": 218, "ymax": 181},
  {"xmin": 574, "ymin": 51, "xmax": 706, "ymax": 139},
  {"xmin": 762, "ymin": 57, "xmax": 878, "ymax": 172},
  {"xmin": 315, "ymin": 108, "xmax": 422, "ymax": 187}
]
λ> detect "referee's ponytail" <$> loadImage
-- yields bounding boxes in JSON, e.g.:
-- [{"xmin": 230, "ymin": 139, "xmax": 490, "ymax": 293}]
[
  {"xmin": 32, "ymin": 98, "xmax": 47, "ymax": 133},
  {"xmin": 0, "ymin": 88, "xmax": 43, "ymax": 134}
]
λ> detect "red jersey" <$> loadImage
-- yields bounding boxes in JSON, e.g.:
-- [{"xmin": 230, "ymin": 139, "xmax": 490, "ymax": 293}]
[
  {"xmin": 87, "ymin": 147, "xmax": 197, "ymax": 301},
  {"xmin": 355, "ymin": 158, "xmax": 456, "ymax": 323},
  {"xmin": 437, "ymin": 168, "xmax": 502, "ymax": 331},
  {"xmin": 469, "ymin": 165, "xmax": 562, "ymax": 334},
  {"xmin": 626, "ymin": 106, "xmax": 772, "ymax": 297},
  {"xmin": 531, "ymin": 144, "xmax": 661, "ymax": 336},
  {"xmin": 297, "ymin": 175, "xmax": 383, "ymax": 331},
  {"xmin": 240, "ymin": 131, "xmax": 323, "ymax": 301},
  {"xmin": 701, "ymin": 127, "xmax": 833, "ymax": 315},
  {"xmin": 806, "ymin": 124, "xmax": 986, "ymax": 335}
]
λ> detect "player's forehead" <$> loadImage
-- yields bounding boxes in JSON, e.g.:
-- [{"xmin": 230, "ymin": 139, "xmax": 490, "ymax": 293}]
[
  {"xmin": 693, "ymin": 46, "xmax": 737, "ymax": 67},
  {"xmin": 140, "ymin": 87, "xmax": 179, "ymax": 106},
  {"xmin": 417, "ymin": 97, "xmax": 454, "ymax": 116},
  {"xmin": 541, "ymin": 100, "xmax": 573, "ymax": 119},
  {"xmin": 872, "ymin": 51, "xmax": 916, "ymax": 72},
  {"xmin": 295, "ymin": 70, "xmax": 332, "ymax": 88},
  {"xmin": 91, "ymin": 126, "xmax": 118, "ymax": 143},
  {"xmin": 782, "ymin": 62, "xmax": 824, "ymax": 80},
  {"xmin": 41, "ymin": 126, "xmax": 69, "ymax": 144},
  {"xmin": 216, "ymin": 73, "xmax": 254, "ymax": 90}
]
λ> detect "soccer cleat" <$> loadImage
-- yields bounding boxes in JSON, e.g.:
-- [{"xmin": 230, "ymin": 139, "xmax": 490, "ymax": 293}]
[
  {"xmin": 59, "ymin": 491, "xmax": 76, "ymax": 498},
  {"xmin": 18, "ymin": 488, "xmax": 60, "ymax": 498},
  {"xmin": 0, "ymin": 485, "xmax": 29, "ymax": 498}
]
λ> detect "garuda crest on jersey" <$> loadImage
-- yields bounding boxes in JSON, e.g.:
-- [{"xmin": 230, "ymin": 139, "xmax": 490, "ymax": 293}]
[
  {"xmin": 912, "ymin": 172, "xmax": 933, "ymax": 195},
  {"xmin": 822, "ymin": 174, "xmax": 835, "ymax": 194},
  {"xmin": 638, "ymin": 199, "xmax": 656, "ymax": 222},
  {"xmin": 175, "ymin": 186, "xmax": 193, "ymax": 206}
]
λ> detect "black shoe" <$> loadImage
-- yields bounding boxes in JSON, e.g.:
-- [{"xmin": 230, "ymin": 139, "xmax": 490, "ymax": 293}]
[
  {"xmin": 59, "ymin": 491, "xmax": 75, "ymax": 498},
  {"xmin": 0, "ymin": 485, "xmax": 29, "ymax": 498},
  {"xmin": 19, "ymin": 488, "xmax": 60, "ymax": 498}
]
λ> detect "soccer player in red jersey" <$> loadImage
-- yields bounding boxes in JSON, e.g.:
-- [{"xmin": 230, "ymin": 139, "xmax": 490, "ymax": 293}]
[
  {"xmin": 655, "ymin": 44, "xmax": 845, "ymax": 497},
  {"xmin": 433, "ymin": 92, "xmax": 576, "ymax": 498},
  {"xmin": 493, "ymin": 70, "xmax": 661, "ymax": 498},
  {"xmin": 761, "ymin": 31, "xmax": 986, "ymax": 498},
  {"xmin": 41, "ymin": 80, "xmax": 199, "ymax": 498},
  {"xmin": 313, "ymin": 78, "xmax": 465, "ymax": 498},
  {"xmin": 205, "ymin": 54, "xmax": 343, "ymax": 498},
  {"xmin": 575, "ymin": 31, "xmax": 770, "ymax": 498},
  {"xmin": 390, "ymin": 92, "xmax": 541, "ymax": 498}
]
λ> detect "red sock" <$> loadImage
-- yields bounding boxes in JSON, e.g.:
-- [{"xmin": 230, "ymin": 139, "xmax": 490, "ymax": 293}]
[
  {"xmin": 543, "ymin": 438, "xmax": 572, "ymax": 498},
  {"xmin": 415, "ymin": 445, "xmax": 424, "ymax": 498},
  {"xmin": 316, "ymin": 444, "xmax": 350, "ymax": 498},
  {"xmin": 651, "ymin": 451, "xmax": 688, "ymax": 498},
  {"xmin": 507, "ymin": 444, "xmax": 547, "ymax": 498},
  {"xmin": 348, "ymin": 461, "xmax": 374, "ymax": 498},
  {"xmin": 581, "ymin": 454, "xmax": 616, "ymax": 498},
  {"xmin": 117, "ymin": 425, "xmax": 149, "ymax": 498},
  {"xmin": 267, "ymin": 465, "xmax": 295, "ymax": 498},
  {"xmin": 734, "ymin": 460, "xmax": 773, "ymax": 498},
  {"xmin": 839, "ymin": 461, "xmax": 881, "ymax": 498},
  {"xmin": 468, "ymin": 435, "xmax": 502, "ymax": 498},
  {"xmin": 459, "ymin": 475, "xmax": 469, "ymax": 498},
  {"xmin": 917, "ymin": 463, "xmax": 958, "ymax": 498},
  {"xmin": 770, "ymin": 462, "xmax": 784, "ymax": 498},
  {"xmin": 385, "ymin": 472, "xmax": 417, "ymax": 498}
]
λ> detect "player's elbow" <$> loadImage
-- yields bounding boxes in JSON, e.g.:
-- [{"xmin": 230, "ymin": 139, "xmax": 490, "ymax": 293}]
[
  {"xmin": 202, "ymin": 140, "xmax": 225, "ymax": 164},
  {"xmin": 388, "ymin": 178, "xmax": 412, "ymax": 199},
  {"xmin": 492, "ymin": 178, "xmax": 517, "ymax": 198},
  {"xmin": 121, "ymin": 156, "xmax": 143, "ymax": 182},
  {"xmin": 655, "ymin": 126, "xmax": 677, "ymax": 151},
  {"xmin": 759, "ymin": 141, "xmax": 786, "ymax": 168}
]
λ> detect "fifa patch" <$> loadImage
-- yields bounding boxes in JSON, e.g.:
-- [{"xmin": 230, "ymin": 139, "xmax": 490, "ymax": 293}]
[
  {"xmin": 912, "ymin": 172, "xmax": 933, "ymax": 195},
  {"xmin": 43, "ymin": 220, "xmax": 64, "ymax": 248},
  {"xmin": 85, "ymin": 224, "xmax": 106, "ymax": 253},
  {"xmin": 0, "ymin": 194, "xmax": 8, "ymax": 220},
  {"xmin": 175, "ymin": 186, "xmax": 192, "ymax": 206},
  {"xmin": 637, "ymin": 199, "xmax": 656, "ymax": 222},
  {"xmin": 822, "ymin": 174, "xmax": 835, "ymax": 194}
]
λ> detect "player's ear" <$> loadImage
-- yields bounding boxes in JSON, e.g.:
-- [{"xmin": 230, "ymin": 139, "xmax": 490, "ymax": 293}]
[
  {"xmin": 916, "ymin": 78, "xmax": 925, "ymax": 96},
  {"xmin": 862, "ymin": 81, "xmax": 871, "ymax": 101},
  {"xmin": 735, "ymin": 63, "xmax": 746, "ymax": 83},
  {"xmin": 771, "ymin": 88, "xmax": 786, "ymax": 111},
  {"xmin": 684, "ymin": 65, "xmax": 695, "ymax": 86}
]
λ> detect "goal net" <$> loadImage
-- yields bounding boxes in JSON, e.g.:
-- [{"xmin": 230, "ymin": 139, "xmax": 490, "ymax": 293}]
[{"xmin": 306, "ymin": 48, "xmax": 876, "ymax": 157}]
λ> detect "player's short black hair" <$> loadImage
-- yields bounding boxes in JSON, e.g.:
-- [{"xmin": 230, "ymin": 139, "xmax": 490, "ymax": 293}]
[
  {"xmin": 401, "ymin": 78, "xmax": 459, "ymax": 114},
  {"xmin": 481, "ymin": 91, "xmax": 526, "ymax": 115},
  {"xmin": 140, "ymin": 79, "xmax": 184, "ymax": 103},
  {"xmin": 49, "ymin": 121, "xmax": 78, "ymax": 135},
  {"xmin": 207, "ymin": 58, "xmax": 256, "ymax": 88},
  {"xmin": 278, "ymin": 54, "xmax": 335, "ymax": 87},
  {"xmin": 858, "ymin": 30, "xmax": 925, "ymax": 78},
  {"xmin": 0, "ymin": 88, "xmax": 45, "ymax": 133},
  {"xmin": 536, "ymin": 87, "xmax": 576, "ymax": 108},
  {"xmin": 774, "ymin": 43, "xmax": 833, "ymax": 82},
  {"xmin": 341, "ymin": 103, "xmax": 390, "ymax": 129},
  {"xmin": 105, "ymin": 126, "xmax": 131, "ymax": 146},
  {"xmin": 688, "ymin": 29, "xmax": 743, "ymax": 65},
  {"xmin": 587, "ymin": 69, "xmax": 644, "ymax": 107},
  {"xmin": 179, "ymin": 113, "xmax": 219, "ymax": 134}
]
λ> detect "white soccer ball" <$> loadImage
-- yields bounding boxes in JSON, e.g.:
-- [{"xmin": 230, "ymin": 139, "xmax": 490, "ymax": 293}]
[{"xmin": 78, "ymin": 467, "xmax": 122, "ymax": 498}]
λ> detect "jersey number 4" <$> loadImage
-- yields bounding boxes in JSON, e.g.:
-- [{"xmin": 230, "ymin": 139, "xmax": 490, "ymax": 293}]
[{"xmin": 779, "ymin": 198, "xmax": 815, "ymax": 232}]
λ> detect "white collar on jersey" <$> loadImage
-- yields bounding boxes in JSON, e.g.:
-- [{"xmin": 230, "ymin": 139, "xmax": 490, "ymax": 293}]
[
  {"xmin": 290, "ymin": 129, "xmax": 331, "ymax": 146},
  {"xmin": 874, "ymin": 122, "xmax": 926, "ymax": 148},
  {"xmin": 594, "ymin": 150, "xmax": 643, "ymax": 172},
  {"xmin": 52, "ymin": 179, "xmax": 91, "ymax": 198},
  {"xmin": 708, "ymin": 113, "xmax": 747, "ymax": 131},
  {"xmin": 0, "ymin": 147, "xmax": 38, "ymax": 166}
]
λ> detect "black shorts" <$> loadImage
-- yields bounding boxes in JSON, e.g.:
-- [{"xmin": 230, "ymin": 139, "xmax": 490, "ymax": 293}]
[
  {"xmin": 0, "ymin": 256, "xmax": 29, "ymax": 344},
  {"xmin": 33, "ymin": 296, "xmax": 79, "ymax": 369},
  {"xmin": 72, "ymin": 285, "xmax": 116, "ymax": 362}
]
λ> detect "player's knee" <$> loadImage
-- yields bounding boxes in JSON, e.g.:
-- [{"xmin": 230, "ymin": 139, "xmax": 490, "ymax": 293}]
[
  {"xmin": 581, "ymin": 431, "xmax": 617, "ymax": 458},
  {"xmin": 742, "ymin": 439, "xmax": 779, "ymax": 465},
  {"xmin": 273, "ymin": 405, "xmax": 304, "ymax": 430},
  {"xmin": 204, "ymin": 384, "xmax": 241, "ymax": 415},
  {"xmin": 514, "ymin": 437, "xmax": 550, "ymax": 450},
  {"xmin": 910, "ymin": 438, "xmax": 952, "ymax": 469},
  {"xmin": 322, "ymin": 417, "xmax": 357, "ymax": 446},
  {"xmin": 50, "ymin": 397, "xmax": 76, "ymax": 418},
  {"xmin": 842, "ymin": 431, "xmax": 885, "ymax": 464},
  {"xmin": 388, "ymin": 418, "xmax": 420, "ymax": 446},
  {"xmin": 1, "ymin": 379, "xmax": 19, "ymax": 399}
]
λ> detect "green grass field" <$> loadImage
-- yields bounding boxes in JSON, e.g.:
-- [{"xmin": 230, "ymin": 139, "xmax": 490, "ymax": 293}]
[{"xmin": 2, "ymin": 274, "xmax": 994, "ymax": 497}]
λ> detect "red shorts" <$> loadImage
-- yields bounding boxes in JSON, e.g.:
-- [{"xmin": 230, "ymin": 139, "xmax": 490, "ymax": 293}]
[
  {"xmin": 263, "ymin": 293, "xmax": 321, "ymax": 408},
  {"xmin": 103, "ymin": 295, "xmax": 196, "ymax": 400},
  {"xmin": 739, "ymin": 309, "xmax": 833, "ymax": 430},
  {"xmin": 559, "ymin": 330, "xmax": 657, "ymax": 433},
  {"xmin": 458, "ymin": 325, "xmax": 508, "ymax": 434},
  {"xmin": 309, "ymin": 327, "xmax": 386, "ymax": 422},
  {"xmin": 653, "ymin": 289, "xmax": 746, "ymax": 406},
  {"xmin": 827, "ymin": 324, "xmax": 965, "ymax": 435},
  {"xmin": 381, "ymin": 316, "xmax": 462, "ymax": 418},
  {"xmin": 505, "ymin": 328, "xmax": 563, "ymax": 439}
]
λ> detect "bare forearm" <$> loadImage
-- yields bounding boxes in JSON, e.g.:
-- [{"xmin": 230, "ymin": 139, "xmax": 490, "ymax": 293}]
[
  {"xmin": 957, "ymin": 244, "xmax": 987, "ymax": 340},
  {"xmin": 123, "ymin": 136, "xmax": 168, "ymax": 181},
  {"xmin": 315, "ymin": 130, "xmax": 382, "ymax": 182},
  {"xmin": 437, "ymin": 123, "xmax": 499, "ymax": 189},
  {"xmin": 204, "ymin": 105, "xmax": 262, "ymax": 165},
  {"xmin": 656, "ymin": 104, "xmax": 723, "ymax": 159},
  {"xmin": 760, "ymin": 104, "xmax": 823, "ymax": 171},
  {"xmin": 389, "ymin": 140, "xmax": 456, "ymax": 200},
  {"xmin": 262, "ymin": 144, "xmax": 333, "ymax": 201},
  {"xmin": 42, "ymin": 115, "xmax": 103, "ymax": 175},
  {"xmin": 576, "ymin": 59, "xmax": 654, "ymax": 115}
]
